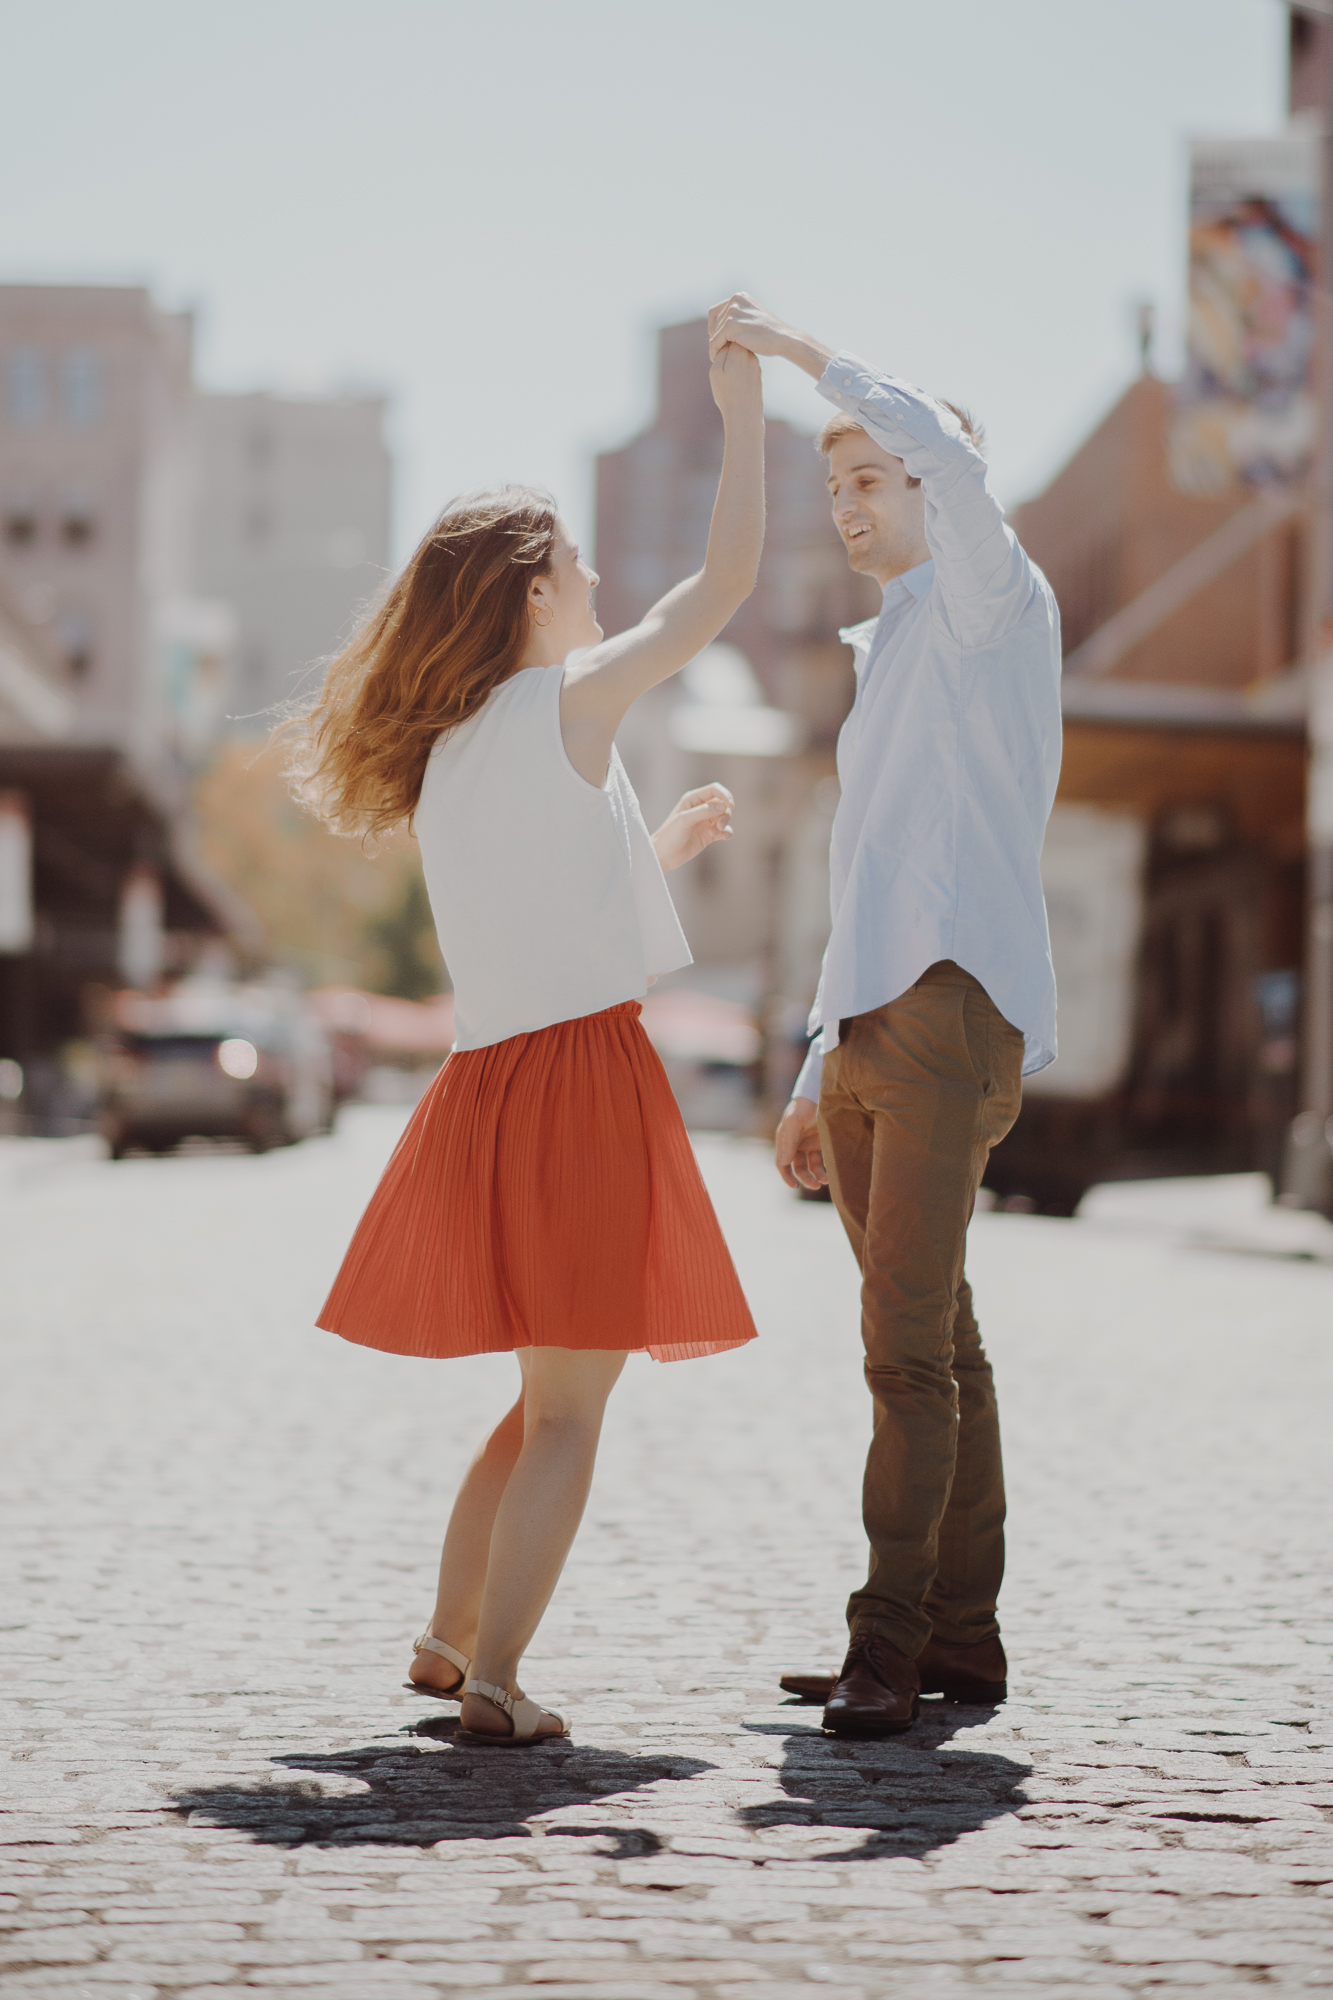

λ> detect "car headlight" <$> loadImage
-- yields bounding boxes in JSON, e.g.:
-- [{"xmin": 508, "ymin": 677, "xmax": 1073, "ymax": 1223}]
[{"xmin": 217, "ymin": 1038, "xmax": 259, "ymax": 1080}]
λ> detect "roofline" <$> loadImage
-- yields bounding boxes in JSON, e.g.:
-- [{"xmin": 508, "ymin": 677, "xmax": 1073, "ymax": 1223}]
[{"xmin": 1061, "ymin": 672, "xmax": 1307, "ymax": 737}]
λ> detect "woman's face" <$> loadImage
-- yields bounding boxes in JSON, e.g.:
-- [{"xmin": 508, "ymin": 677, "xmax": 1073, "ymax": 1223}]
[{"xmin": 529, "ymin": 521, "xmax": 601, "ymax": 659}]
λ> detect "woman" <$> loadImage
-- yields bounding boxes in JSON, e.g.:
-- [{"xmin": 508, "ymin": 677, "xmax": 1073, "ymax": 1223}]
[{"xmin": 286, "ymin": 322, "xmax": 764, "ymax": 1744}]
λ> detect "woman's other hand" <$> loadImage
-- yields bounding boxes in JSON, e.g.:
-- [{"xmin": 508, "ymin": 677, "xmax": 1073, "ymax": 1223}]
[{"xmin": 651, "ymin": 783, "xmax": 734, "ymax": 872}]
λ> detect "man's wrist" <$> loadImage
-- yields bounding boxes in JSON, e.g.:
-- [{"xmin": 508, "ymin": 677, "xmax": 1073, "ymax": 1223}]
[{"xmin": 779, "ymin": 329, "xmax": 835, "ymax": 380}]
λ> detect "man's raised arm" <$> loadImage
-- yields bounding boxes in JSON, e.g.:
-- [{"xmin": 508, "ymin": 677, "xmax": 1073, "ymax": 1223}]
[{"xmin": 708, "ymin": 294, "xmax": 1033, "ymax": 650}]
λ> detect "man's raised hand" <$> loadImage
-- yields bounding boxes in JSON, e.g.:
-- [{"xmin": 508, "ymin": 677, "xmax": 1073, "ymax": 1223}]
[
  {"xmin": 708, "ymin": 295, "xmax": 835, "ymax": 382},
  {"xmin": 709, "ymin": 293, "xmax": 790, "ymax": 361}
]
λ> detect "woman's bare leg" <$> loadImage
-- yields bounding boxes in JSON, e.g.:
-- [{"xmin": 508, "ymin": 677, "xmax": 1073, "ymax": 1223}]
[
  {"xmin": 408, "ymin": 1382, "xmax": 526, "ymax": 1691},
  {"xmin": 461, "ymin": 1346, "xmax": 627, "ymax": 1739}
]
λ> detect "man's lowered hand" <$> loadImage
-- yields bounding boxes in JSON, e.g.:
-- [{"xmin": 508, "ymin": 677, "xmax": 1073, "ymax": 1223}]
[{"xmin": 775, "ymin": 1094, "xmax": 828, "ymax": 1191}]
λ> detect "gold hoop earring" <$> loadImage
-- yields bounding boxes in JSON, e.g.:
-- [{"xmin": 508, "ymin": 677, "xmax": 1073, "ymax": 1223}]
[{"xmin": 533, "ymin": 606, "xmax": 553, "ymax": 629}]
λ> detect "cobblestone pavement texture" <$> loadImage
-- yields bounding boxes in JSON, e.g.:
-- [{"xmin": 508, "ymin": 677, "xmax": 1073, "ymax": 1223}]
[{"xmin": 3, "ymin": 1111, "xmax": 1333, "ymax": 1999}]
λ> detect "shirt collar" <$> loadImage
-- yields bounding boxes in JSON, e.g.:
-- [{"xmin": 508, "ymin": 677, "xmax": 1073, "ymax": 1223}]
[{"xmin": 882, "ymin": 558, "xmax": 935, "ymax": 605}]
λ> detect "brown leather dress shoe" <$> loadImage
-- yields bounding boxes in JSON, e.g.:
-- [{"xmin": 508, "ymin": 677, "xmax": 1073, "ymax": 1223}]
[
  {"xmin": 779, "ymin": 1672, "xmax": 836, "ymax": 1704},
  {"xmin": 915, "ymin": 1634, "xmax": 1007, "ymax": 1703},
  {"xmin": 822, "ymin": 1632, "xmax": 919, "ymax": 1736}
]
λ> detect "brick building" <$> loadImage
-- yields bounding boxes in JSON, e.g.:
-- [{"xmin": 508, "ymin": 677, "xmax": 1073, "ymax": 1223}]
[
  {"xmin": 1016, "ymin": 374, "xmax": 1302, "ymax": 685},
  {"xmin": 996, "ymin": 370, "xmax": 1308, "ymax": 1209},
  {"xmin": 977, "ymin": 13, "xmax": 1333, "ymax": 1210}
]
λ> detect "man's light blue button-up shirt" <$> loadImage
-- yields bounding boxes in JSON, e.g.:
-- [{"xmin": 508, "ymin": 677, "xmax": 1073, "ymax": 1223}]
[{"xmin": 793, "ymin": 353, "xmax": 1063, "ymax": 1104}]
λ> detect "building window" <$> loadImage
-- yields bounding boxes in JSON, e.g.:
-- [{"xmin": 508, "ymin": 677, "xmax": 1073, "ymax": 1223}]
[
  {"xmin": 61, "ymin": 349, "xmax": 103, "ymax": 428},
  {"xmin": 3, "ymin": 495, "xmax": 37, "ymax": 546},
  {"xmin": 56, "ymin": 610, "xmax": 94, "ymax": 679},
  {"xmin": 5, "ymin": 350, "xmax": 46, "ymax": 428},
  {"xmin": 61, "ymin": 491, "xmax": 96, "ymax": 546}
]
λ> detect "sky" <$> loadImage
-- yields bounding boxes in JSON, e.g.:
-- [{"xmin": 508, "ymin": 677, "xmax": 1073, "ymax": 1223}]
[{"xmin": 0, "ymin": 0, "xmax": 1289, "ymax": 559}]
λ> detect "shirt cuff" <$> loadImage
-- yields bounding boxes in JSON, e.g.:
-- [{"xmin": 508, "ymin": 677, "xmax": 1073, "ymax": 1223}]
[
  {"xmin": 816, "ymin": 352, "xmax": 974, "ymax": 470},
  {"xmin": 817, "ymin": 351, "xmax": 879, "ymax": 412},
  {"xmin": 792, "ymin": 1034, "xmax": 824, "ymax": 1105}
]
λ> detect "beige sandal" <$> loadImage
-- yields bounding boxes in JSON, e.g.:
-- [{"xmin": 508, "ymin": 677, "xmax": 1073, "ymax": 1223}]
[
  {"xmin": 457, "ymin": 1676, "xmax": 570, "ymax": 1745},
  {"xmin": 404, "ymin": 1632, "xmax": 470, "ymax": 1701}
]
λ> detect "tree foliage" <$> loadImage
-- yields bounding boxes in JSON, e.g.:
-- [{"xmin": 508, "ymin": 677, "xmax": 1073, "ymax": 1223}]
[{"xmin": 192, "ymin": 742, "xmax": 445, "ymax": 996}]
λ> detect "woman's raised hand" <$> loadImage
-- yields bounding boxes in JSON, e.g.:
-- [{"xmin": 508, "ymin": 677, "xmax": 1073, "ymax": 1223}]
[
  {"xmin": 651, "ymin": 783, "xmax": 735, "ymax": 873},
  {"xmin": 707, "ymin": 332, "xmax": 763, "ymax": 417}
]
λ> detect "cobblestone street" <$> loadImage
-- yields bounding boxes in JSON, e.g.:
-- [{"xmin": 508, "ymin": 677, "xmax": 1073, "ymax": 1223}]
[{"xmin": 3, "ymin": 1109, "xmax": 1332, "ymax": 1998}]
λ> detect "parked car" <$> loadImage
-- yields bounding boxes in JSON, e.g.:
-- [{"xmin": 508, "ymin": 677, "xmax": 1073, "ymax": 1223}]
[{"xmin": 98, "ymin": 981, "xmax": 334, "ymax": 1158}]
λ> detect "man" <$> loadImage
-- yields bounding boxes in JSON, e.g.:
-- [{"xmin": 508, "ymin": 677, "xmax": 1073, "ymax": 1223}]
[{"xmin": 708, "ymin": 295, "xmax": 1061, "ymax": 1737}]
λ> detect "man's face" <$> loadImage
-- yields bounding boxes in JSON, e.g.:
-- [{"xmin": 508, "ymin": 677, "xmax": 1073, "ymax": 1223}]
[{"xmin": 825, "ymin": 430, "xmax": 927, "ymax": 587}]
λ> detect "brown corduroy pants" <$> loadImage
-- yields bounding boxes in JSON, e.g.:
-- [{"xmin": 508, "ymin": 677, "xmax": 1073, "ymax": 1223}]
[{"xmin": 819, "ymin": 961, "xmax": 1024, "ymax": 1660}]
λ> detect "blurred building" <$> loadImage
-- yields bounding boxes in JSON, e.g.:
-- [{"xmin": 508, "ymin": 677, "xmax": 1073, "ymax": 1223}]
[
  {"xmin": 0, "ymin": 285, "xmax": 260, "ymax": 1130},
  {"xmin": 0, "ymin": 583, "xmax": 70, "ymax": 748},
  {"xmin": 0, "ymin": 575, "xmax": 251, "ymax": 1130},
  {"xmin": 992, "ymin": 371, "xmax": 1307, "ymax": 1211},
  {"xmin": 595, "ymin": 318, "xmax": 877, "ymax": 1112},
  {"xmin": 1020, "ymin": 374, "xmax": 1303, "ymax": 687},
  {"xmin": 0, "ymin": 285, "xmax": 215, "ymax": 769},
  {"xmin": 193, "ymin": 391, "xmax": 391, "ymax": 728},
  {"xmin": 974, "ymin": 15, "xmax": 1330, "ymax": 1212}
]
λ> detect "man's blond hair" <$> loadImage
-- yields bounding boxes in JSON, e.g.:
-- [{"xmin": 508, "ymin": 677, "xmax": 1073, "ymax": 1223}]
[{"xmin": 816, "ymin": 402, "xmax": 985, "ymax": 490}]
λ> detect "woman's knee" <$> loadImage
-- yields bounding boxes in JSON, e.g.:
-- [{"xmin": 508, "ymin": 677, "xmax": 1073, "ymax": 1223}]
[
  {"xmin": 522, "ymin": 1410, "xmax": 604, "ymax": 1456},
  {"xmin": 521, "ymin": 1347, "xmax": 627, "ymax": 1423}
]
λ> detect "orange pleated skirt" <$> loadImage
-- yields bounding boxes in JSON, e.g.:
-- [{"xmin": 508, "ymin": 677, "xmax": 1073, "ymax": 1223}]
[{"xmin": 318, "ymin": 1000, "xmax": 758, "ymax": 1363}]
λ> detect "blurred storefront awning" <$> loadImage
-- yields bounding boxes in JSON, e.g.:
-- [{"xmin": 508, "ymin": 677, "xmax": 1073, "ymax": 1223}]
[{"xmin": 0, "ymin": 745, "xmax": 257, "ymax": 946}]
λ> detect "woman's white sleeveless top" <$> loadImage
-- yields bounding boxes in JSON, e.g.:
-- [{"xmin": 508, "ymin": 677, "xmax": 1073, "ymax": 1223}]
[{"xmin": 414, "ymin": 663, "xmax": 692, "ymax": 1050}]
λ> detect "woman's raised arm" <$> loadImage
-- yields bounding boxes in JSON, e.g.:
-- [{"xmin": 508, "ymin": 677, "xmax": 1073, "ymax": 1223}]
[{"xmin": 558, "ymin": 322, "xmax": 765, "ymax": 786}]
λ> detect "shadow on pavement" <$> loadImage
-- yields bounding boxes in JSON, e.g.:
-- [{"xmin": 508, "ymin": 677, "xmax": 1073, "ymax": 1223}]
[
  {"xmin": 171, "ymin": 1715, "xmax": 713, "ymax": 1850},
  {"xmin": 737, "ymin": 1699, "xmax": 1030, "ymax": 1860}
]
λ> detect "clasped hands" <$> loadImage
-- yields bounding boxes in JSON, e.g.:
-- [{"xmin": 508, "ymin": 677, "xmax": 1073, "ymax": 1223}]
[
  {"xmin": 707, "ymin": 294, "xmax": 835, "ymax": 383},
  {"xmin": 705, "ymin": 285, "xmax": 833, "ymax": 413}
]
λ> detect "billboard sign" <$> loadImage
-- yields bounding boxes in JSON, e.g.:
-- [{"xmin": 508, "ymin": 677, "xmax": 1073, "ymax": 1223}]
[{"xmin": 1169, "ymin": 130, "xmax": 1320, "ymax": 495}]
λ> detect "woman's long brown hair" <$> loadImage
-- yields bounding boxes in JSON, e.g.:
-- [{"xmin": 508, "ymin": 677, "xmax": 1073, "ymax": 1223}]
[{"xmin": 283, "ymin": 486, "xmax": 557, "ymax": 840}]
